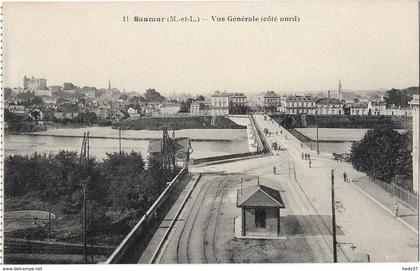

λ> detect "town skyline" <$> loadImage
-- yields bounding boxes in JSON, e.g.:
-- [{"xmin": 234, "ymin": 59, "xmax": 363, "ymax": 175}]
[
  {"xmin": 3, "ymin": 2, "xmax": 419, "ymax": 94},
  {"xmin": 5, "ymin": 74, "xmax": 417, "ymax": 97}
]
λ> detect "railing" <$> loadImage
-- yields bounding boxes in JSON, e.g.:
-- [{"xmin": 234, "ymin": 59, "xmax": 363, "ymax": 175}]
[
  {"xmin": 248, "ymin": 114, "xmax": 266, "ymax": 153},
  {"xmin": 5, "ymin": 238, "xmax": 114, "ymax": 256},
  {"xmin": 368, "ymin": 177, "xmax": 418, "ymax": 210},
  {"xmin": 104, "ymin": 168, "xmax": 187, "ymax": 264}
]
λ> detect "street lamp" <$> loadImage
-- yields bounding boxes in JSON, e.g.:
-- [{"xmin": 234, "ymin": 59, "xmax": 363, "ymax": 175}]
[
  {"xmin": 331, "ymin": 169, "xmax": 337, "ymax": 263},
  {"xmin": 316, "ymin": 108, "xmax": 320, "ymax": 154}
]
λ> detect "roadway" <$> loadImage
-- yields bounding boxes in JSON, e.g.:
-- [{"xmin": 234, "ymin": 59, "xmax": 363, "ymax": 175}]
[
  {"xmin": 253, "ymin": 114, "xmax": 418, "ymax": 262},
  {"xmin": 136, "ymin": 114, "xmax": 418, "ymax": 263}
]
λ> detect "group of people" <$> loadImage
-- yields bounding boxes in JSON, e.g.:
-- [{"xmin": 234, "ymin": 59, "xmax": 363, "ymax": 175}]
[
  {"xmin": 301, "ymin": 153, "xmax": 312, "ymax": 168},
  {"xmin": 301, "ymin": 153, "xmax": 311, "ymax": 160}
]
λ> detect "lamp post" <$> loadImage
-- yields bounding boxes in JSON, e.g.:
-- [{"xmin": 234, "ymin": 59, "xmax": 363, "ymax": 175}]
[
  {"xmin": 316, "ymin": 109, "xmax": 320, "ymax": 154},
  {"xmin": 83, "ymin": 184, "xmax": 88, "ymax": 264},
  {"xmin": 331, "ymin": 169, "xmax": 338, "ymax": 262}
]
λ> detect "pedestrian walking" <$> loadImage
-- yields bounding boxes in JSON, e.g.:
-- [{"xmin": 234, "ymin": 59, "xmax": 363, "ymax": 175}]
[
  {"xmin": 309, "ymin": 160, "xmax": 312, "ymax": 168},
  {"xmin": 273, "ymin": 166, "xmax": 276, "ymax": 175},
  {"xmin": 308, "ymin": 153, "xmax": 311, "ymax": 160},
  {"xmin": 394, "ymin": 201, "xmax": 399, "ymax": 218},
  {"xmin": 343, "ymin": 172, "xmax": 347, "ymax": 182}
]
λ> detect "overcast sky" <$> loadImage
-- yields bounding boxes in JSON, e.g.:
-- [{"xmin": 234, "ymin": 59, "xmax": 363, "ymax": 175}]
[{"xmin": 3, "ymin": 1, "xmax": 419, "ymax": 95}]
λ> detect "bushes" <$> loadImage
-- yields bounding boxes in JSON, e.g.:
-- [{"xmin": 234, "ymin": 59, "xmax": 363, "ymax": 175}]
[
  {"xmin": 350, "ymin": 126, "xmax": 412, "ymax": 188},
  {"xmin": 7, "ymin": 226, "xmax": 49, "ymax": 240},
  {"xmin": 6, "ymin": 122, "xmax": 47, "ymax": 134},
  {"xmin": 5, "ymin": 150, "xmax": 179, "ymax": 239}
]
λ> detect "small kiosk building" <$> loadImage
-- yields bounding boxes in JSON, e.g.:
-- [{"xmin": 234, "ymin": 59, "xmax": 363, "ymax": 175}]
[{"xmin": 237, "ymin": 184, "xmax": 285, "ymax": 237}]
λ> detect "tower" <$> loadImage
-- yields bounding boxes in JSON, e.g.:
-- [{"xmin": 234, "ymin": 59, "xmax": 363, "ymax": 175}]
[
  {"xmin": 338, "ymin": 80, "xmax": 342, "ymax": 101},
  {"xmin": 108, "ymin": 77, "xmax": 111, "ymax": 91},
  {"xmin": 23, "ymin": 76, "xmax": 28, "ymax": 90}
]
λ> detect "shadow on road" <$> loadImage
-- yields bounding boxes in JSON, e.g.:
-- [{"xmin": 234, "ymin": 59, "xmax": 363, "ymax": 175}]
[{"xmin": 280, "ymin": 215, "xmax": 344, "ymax": 237}]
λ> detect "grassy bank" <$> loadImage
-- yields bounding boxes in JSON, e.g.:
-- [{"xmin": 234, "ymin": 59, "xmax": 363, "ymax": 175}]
[
  {"xmin": 113, "ymin": 116, "xmax": 246, "ymax": 130},
  {"xmin": 6, "ymin": 122, "xmax": 47, "ymax": 134}
]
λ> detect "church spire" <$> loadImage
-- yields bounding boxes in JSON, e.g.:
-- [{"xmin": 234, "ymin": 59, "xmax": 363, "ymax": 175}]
[{"xmin": 338, "ymin": 79, "xmax": 343, "ymax": 101}]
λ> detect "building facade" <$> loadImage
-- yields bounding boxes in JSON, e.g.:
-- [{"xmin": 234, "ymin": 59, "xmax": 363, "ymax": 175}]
[
  {"xmin": 285, "ymin": 95, "xmax": 316, "ymax": 114},
  {"xmin": 316, "ymin": 98, "xmax": 344, "ymax": 115},
  {"xmin": 159, "ymin": 104, "xmax": 181, "ymax": 115},
  {"xmin": 34, "ymin": 89, "xmax": 52, "ymax": 97},
  {"xmin": 229, "ymin": 93, "xmax": 247, "ymax": 106},
  {"xmin": 211, "ymin": 91, "xmax": 230, "ymax": 116},
  {"xmin": 237, "ymin": 184, "xmax": 285, "ymax": 237},
  {"xmin": 409, "ymin": 94, "xmax": 419, "ymax": 193},
  {"xmin": 229, "ymin": 93, "xmax": 247, "ymax": 114},
  {"xmin": 23, "ymin": 76, "xmax": 47, "ymax": 91},
  {"xmin": 261, "ymin": 91, "xmax": 280, "ymax": 107}
]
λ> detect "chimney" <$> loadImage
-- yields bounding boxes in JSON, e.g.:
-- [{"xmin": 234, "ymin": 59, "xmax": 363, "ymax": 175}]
[
  {"xmin": 328, "ymin": 90, "xmax": 331, "ymax": 99},
  {"xmin": 240, "ymin": 178, "xmax": 243, "ymax": 194},
  {"xmin": 257, "ymin": 177, "xmax": 260, "ymax": 186}
]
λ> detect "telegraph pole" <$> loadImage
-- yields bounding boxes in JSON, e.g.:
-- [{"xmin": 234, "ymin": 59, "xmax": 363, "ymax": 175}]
[
  {"xmin": 331, "ymin": 169, "xmax": 338, "ymax": 263},
  {"xmin": 79, "ymin": 132, "xmax": 89, "ymax": 264},
  {"xmin": 316, "ymin": 110, "xmax": 320, "ymax": 154},
  {"xmin": 48, "ymin": 208, "xmax": 52, "ymax": 242},
  {"xmin": 83, "ymin": 184, "xmax": 88, "ymax": 263},
  {"xmin": 119, "ymin": 127, "xmax": 122, "ymax": 154}
]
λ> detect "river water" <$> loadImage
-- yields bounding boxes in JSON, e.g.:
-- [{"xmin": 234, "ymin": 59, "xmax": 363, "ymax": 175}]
[
  {"xmin": 295, "ymin": 127, "xmax": 410, "ymax": 154},
  {"xmin": 4, "ymin": 126, "xmax": 250, "ymax": 160}
]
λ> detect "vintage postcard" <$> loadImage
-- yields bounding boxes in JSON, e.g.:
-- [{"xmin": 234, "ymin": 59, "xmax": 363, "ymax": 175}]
[{"xmin": 1, "ymin": 0, "xmax": 419, "ymax": 268}]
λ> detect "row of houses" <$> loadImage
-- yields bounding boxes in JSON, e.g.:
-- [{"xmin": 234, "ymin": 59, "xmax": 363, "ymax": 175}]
[
  {"xmin": 282, "ymin": 95, "xmax": 411, "ymax": 116},
  {"xmin": 192, "ymin": 90, "xmax": 413, "ymax": 117},
  {"xmin": 5, "ymin": 98, "xmax": 183, "ymax": 122}
]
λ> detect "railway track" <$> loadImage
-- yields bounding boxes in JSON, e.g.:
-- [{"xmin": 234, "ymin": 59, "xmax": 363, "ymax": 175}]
[
  {"xmin": 202, "ymin": 176, "xmax": 243, "ymax": 263},
  {"xmin": 169, "ymin": 175, "xmax": 245, "ymax": 263},
  {"xmin": 175, "ymin": 179, "xmax": 215, "ymax": 263}
]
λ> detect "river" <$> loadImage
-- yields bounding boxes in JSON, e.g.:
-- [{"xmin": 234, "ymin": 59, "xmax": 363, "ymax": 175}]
[
  {"xmin": 4, "ymin": 126, "xmax": 250, "ymax": 160},
  {"xmin": 295, "ymin": 127, "xmax": 409, "ymax": 154}
]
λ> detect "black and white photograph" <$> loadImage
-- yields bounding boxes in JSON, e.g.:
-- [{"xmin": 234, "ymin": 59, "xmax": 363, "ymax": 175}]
[{"xmin": 1, "ymin": 0, "xmax": 419, "ymax": 267}]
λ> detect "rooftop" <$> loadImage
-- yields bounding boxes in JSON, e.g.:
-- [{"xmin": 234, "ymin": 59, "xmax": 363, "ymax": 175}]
[
  {"xmin": 263, "ymin": 91, "xmax": 279, "ymax": 98},
  {"xmin": 237, "ymin": 184, "xmax": 285, "ymax": 208},
  {"xmin": 316, "ymin": 98, "xmax": 343, "ymax": 105},
  {"xmin": 211, "ymin": 91, "xmax": 231, "ymax": 97}
]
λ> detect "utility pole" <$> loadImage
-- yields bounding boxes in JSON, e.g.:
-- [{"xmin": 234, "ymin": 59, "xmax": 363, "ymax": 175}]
[
  {"xmin": 119, "ymin": 127, "xmax": 122, "ymax": 154},
  {"xmin": 48, "ymin": 208, "xmax": 52, "ymax": 242},
  {"xmin": 83, "ymin": 184, "xmax": 88, "ymax": 263},
  {"xmin": 316, "ymin": 110, "xmax": 320, "ymax": 154},
  {"xmin": 79, "ymin": 132, "xmax": 90, "ymax": 264},
  {"xmin": 331, "ymin": 169, "xmax": 338, "ymax": 263}
]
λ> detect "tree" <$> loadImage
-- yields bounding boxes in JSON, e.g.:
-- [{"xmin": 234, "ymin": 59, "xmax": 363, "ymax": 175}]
[
  {"xmin": 63, "ymin": 82, "xmax": 76, "ymax": 90},
  {"xmin": 119, "ymin": 94, "xmax": 128, "ymax": 101},
  {"xmin": 179, "ymin": 98, "xmax": 195, "ymax": 113},
  {"xmin": 129, "ymin": 96, "xmax": 146, "ymax": 104},
  {"xmin": 144, "ymin": 89, "xmax": 165, "ymax": 103},
  {"xmin": 196, "ymin": 95, "xmax": 205, "ymax": 101},
  {"xmin": 30, "ymin": 109, "xmax": 42, "ymax": 124},
  {"xmin": 4, "ymin": 87, "xmax": 12, "ymax": 99},
  {"xmin": 350, "ymin": 126, "xmax": 412, "ymax": 187},
  {"xmin": 17, "ymin": 91, "xmax": 35, "ymax": 101},
  {"xmin": 384, "ymin": 88, "xmax": 412, "ymax": 109}
]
